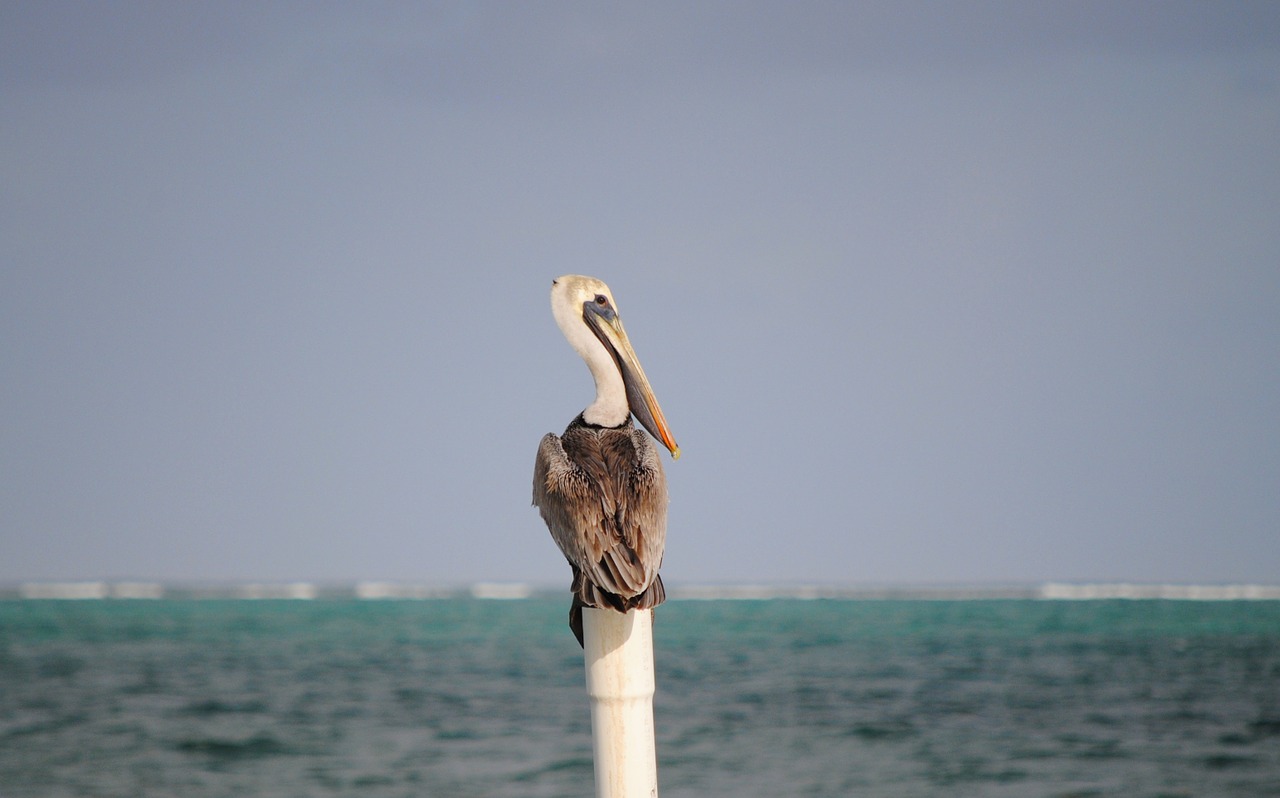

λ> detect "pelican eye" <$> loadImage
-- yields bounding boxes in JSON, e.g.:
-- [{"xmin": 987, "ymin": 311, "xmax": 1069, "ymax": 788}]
[{"xmin": 594, "ymin": 294, "xmax": 608, "ymax": 306}]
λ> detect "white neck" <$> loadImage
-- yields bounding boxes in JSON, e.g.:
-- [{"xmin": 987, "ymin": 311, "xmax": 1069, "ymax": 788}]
[
  {"xmin": 553, "ymin": 297, "xmax": 630, "ymax": 428},
  {"xmin": 582, "ymin": 353, "xmax": 628, "ymax": 427}
]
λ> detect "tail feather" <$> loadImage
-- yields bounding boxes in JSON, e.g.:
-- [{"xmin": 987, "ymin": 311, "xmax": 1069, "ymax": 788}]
[
  {"xmin": 627, "ymin": 573, "xmax": 665, "ymax": 610},
  {"xmin": 567, "ymin": 574, "xmax": 666, "ymax": 648}
]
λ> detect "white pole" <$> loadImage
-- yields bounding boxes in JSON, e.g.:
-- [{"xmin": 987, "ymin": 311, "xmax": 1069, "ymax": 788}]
[{"xmin": 582, "ymin": 607, "xmax": 659, "ymax": 798}]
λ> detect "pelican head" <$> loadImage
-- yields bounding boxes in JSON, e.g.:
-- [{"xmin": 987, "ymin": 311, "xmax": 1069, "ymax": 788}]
[{"xmin": 551, "ymin": 275, "xmax": 680, "ymax": 459}]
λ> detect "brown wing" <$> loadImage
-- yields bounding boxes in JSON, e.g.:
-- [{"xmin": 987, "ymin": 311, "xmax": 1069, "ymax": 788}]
[{"xmin": 533, "ymin": 422, "xmax": 667, "ymax": 603}]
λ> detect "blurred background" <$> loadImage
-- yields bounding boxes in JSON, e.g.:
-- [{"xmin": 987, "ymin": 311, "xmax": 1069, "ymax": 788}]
[{"xmin": 3, "ymin": 2, "xmax": 1278, "ymax": 589}]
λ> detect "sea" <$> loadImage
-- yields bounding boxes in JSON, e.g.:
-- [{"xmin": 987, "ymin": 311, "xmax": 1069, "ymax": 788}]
[{"xmin": 2, "ymin": 592, "xmax": 1278, "ymax": 797}]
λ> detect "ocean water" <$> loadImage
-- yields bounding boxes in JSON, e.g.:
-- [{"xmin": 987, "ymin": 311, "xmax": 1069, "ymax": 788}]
[{"xmin": 1, "ymin": 597, "xmax": 1278, "ymax": 797}]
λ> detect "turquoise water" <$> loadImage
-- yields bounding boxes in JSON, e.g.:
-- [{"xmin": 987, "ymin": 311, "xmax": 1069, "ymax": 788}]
[{"xmin": 2, "ymin": 598, "xmax": 1278, "ymax": 797}]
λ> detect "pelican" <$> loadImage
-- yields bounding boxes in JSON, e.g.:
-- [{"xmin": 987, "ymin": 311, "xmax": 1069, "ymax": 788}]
[{"xmin": 533, "ymin": 275, "xmax": 680, "ymax": 646}]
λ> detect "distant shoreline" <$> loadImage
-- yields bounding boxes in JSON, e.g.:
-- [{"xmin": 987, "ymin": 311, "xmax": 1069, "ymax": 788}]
[{"xmin": 4, "ymin": 580, "xmax": 1280, "ymax": 601}]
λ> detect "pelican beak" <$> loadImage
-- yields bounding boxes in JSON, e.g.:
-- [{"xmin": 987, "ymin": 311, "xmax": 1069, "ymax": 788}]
[{"xmin": 584, "ymin": 303, "xmax": 681, "ymax": 460}]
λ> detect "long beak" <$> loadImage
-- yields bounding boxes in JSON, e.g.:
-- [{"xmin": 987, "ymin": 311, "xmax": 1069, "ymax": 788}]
[{"xmin": 585, "ymin": 307, "xmax": 681, "ymax": 460}]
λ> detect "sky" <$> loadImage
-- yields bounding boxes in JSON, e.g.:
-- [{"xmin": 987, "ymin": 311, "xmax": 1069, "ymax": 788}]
[{"xmin": 2, "ymin": 2, "xmax": 1279, "ymax": 588}]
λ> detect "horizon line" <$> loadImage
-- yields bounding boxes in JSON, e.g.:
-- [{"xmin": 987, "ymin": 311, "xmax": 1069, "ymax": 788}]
[{"xmin": 5, "ymin": 580, "xmax": 1280, "ymax": 602}]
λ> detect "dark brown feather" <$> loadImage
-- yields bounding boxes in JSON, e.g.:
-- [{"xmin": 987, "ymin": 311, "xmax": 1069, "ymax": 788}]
[{"xmin": 533, "ymin": 414, "xmax": 668, "ymax": 645}]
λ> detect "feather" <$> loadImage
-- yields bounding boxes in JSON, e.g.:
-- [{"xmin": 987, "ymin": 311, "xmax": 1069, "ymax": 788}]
[{"xmin": 534, "ymin": 415, "xmax": 668, "ymax": 645}]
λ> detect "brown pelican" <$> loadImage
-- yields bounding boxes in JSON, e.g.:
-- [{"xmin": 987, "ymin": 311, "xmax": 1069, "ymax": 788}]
[{"xmin": 533, "ymin": 275, "xmax": 680, "ymax": 646}]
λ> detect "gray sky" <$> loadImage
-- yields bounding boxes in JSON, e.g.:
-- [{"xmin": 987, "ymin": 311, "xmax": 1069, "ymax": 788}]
[{"xmin": 3, "ymin": 2, "xmax": 1278, "ymax": 587}]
